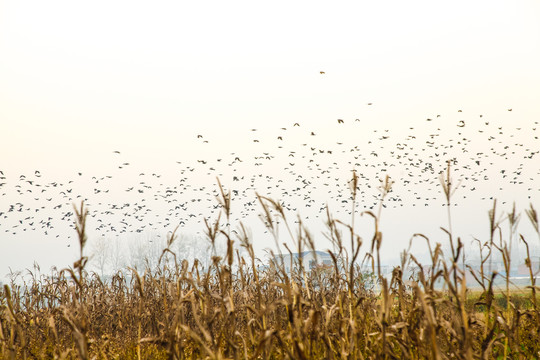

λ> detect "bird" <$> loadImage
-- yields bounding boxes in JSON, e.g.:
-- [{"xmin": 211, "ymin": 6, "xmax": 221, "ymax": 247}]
[{"xmin": 1, "ymin": 105, "xmax": 535, "ymax": 252}]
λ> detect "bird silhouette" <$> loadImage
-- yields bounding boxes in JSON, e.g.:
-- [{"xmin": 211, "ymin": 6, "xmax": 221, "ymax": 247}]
[{"xmin": 1, "ymin": 106, "xmax": 534, "ymax": 247}]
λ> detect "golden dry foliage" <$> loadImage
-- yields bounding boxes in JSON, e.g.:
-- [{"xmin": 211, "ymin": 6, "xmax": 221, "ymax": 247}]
[{"xmin": 1, "ymin": 168, "xmax": 540, "ymax": 359}]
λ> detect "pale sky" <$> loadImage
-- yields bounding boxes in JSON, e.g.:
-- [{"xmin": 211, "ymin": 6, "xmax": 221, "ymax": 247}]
[{"xmin": 1, "ymin": 0, "xmax": 540, "ymax": 280}]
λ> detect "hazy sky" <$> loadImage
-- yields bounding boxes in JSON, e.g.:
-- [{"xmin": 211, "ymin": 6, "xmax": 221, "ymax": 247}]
[{"xmin": 1, "ymin": 1, "xmax": 540, "ymax": 279}]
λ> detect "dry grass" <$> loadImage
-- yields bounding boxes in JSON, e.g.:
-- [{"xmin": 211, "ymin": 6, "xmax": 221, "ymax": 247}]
[{"xmin": 1, "ymin": 164, "xmax": 540, "ymax": 359}]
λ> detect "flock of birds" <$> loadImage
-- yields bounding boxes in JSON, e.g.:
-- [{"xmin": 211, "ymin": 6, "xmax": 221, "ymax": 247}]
[{"xmin": 1, "ymin": 107, "xmax": 539, "ymax": 245}]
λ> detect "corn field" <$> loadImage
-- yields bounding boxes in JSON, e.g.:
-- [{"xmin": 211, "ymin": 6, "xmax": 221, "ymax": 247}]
[{"xmin": 1, "ymin": 169, "xmax": 540, "ymax": 359}]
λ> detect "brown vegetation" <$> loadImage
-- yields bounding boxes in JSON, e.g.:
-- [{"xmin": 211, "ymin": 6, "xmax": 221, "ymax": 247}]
[{"xmin": 1, "ymin": 164, "xmax": 540, "ymax": 359}]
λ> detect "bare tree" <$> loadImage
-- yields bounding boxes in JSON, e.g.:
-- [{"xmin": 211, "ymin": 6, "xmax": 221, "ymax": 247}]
[
  {"xmin": 107, "ymin": 236, "xmax": 125, "ymax": 273},
  {"xmin": 90, "ymin": 237, "xmax": 110, "ymax": 278}
]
